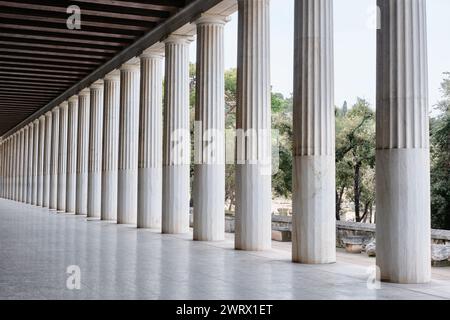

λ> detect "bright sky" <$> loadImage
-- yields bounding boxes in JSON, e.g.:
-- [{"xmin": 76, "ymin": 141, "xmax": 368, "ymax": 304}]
[{"xmin": 190, "ymin": 0, "xmax": 450, "ymax": 111}]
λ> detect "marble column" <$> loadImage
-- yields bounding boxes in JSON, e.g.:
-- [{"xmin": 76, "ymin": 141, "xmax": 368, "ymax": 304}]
[
  {"xmin": 22, "ymin": 126, "xmax": 29, "ymax": 203},
  {"xmin": 292, "ymin": 0, "xmax": 336, "ymax": 264},
  {"xmin": 138, "ymin": 48, "xmax": 164, "ymax": 229},
  {"xmin": 193, "ymin": 15, "xmax": 227, "ymax": 241},
  {"xmin": 235, "ymin": 0, "xmax": 272, "ymax": 250},
  {"xmin": 66, "ymin": 96, "xmax": 79, "ymax": 213},
  {"xmin": 32, "ymin": 119, "xmax": 40, "ymax": 205},
  {"xmin": 376, "ymin": 0, "xmax": 431, "ymax": 284},
  {"xmin": 43, "ymin": 111, "xmax": 52, "ymax": 207},
  {"xmin": 18, "ymin": 130, "xmax": 24, "ymax": 202},
  {"xmin": 7, "ymin": 138, "xmax": 11, "ymax": 199},
  {"xmin": 118, "ymin": 60, "xmax": 140, "ymax": 225},
  {"xmin": 76, "ymin": 89, "xmax": 90, "ymax": 215},
  {"xmin": 162, "ymin": 35, "xmax": 192, "ymax": 234},
  {"xmin": 101, "ymin": 71, "xmax": 120, "ymax": 221},
  {"xmin": 87, "ymin": 80, "xmax": 104, "ymax": 219},
  {"xmin": 49, "ymin": 107, "xmax": 60, "ymax": 210},
  {"xmin": 27, "ymin": 122, "xmax": 34, "ymax": 204},
  {"xmin": 37, "ymin": 116, "xmax": 46, "ymax": 206},
  {"xmin": 57, "ymin": 102, "xmax": 69, "ymax": 212},
  {"xmin": 12, "ymin": 134, "xmax": 17, "ymax": 201}
]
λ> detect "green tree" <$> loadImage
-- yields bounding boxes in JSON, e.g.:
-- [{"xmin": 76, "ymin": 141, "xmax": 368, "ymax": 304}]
[
  {"xmin": 430, "ymin": 72, "xmax": 450, "ymax": 229},
  {"xmin": 335, "ymin": 98, "xmax": 375, "ymax": 222}
]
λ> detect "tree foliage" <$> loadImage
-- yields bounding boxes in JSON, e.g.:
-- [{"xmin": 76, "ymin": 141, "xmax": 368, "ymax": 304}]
[{"xmin": 430, "ymin": 72, "xmax": 450, "ymax": 229}]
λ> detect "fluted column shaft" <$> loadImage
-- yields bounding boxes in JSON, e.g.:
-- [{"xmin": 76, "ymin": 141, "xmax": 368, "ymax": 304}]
[
  {"xmin": 162, "ymin": 36, "xmax": 191, "ymax": 234},
  {"xmin": 66, "ymin": 96, "xmax": 78, "ymax": 213},
  {"xmin": 101, "ymin": 71, "xmax": 120, "ymax": 221},
  {"xmin": 292, "ymin": 0, "xmax": 336, "ymax": 264},
  {"xmin": 235, "ymin": 0, "xmax": 272, "ymax": 250},
  {"xmin": 57, "ymin": 103, "xmax": 68, "ymax": 211},
  {"xmin": 138, "ymin": 51, "xmax": 163, "ymax": 229},
  {"xmin": 22, "ymin": 127, "xmax": 29, "ymax": 203},
  {"xmin": 12, "ymin": 134, "xmax": 17, "ymax": 200},
  {"xmin": 88, "ymin": 80, "xmax": 104, "ymax": 219},
  {"xmin": 27, "ymin": 123, "xmax": 34, "ymax": 203},
  {"xmin": 18, "ymin": 130, "xmax": 24, "ymax": 202},
  {"xmin": 49, "ymin": 107, "xmax": 60, "ymax": 210},
  {"xmin": 118, "ymin": 62, "xmax": 140, "ymax": 225},
  {"xmin": 376, "ymin": 0, "xmax": 431, "ymax": 284},
  {"xmin": 76, "ymin": 89, "xmax": 90, "ymax": 215},
  {"xmin": 32, "ymin": 120, "xmax": 39, "ymax": 205},
  {"xmin": 193, "ymin": 16, "xmax": 227, "ymax": 241},
  {"xmin": 37, "ymin": 116, "xmax": 45, "ymax": 206},
  {"xmin": 43, "ymin": 112, "xmax": 52, "ymax": 207}
]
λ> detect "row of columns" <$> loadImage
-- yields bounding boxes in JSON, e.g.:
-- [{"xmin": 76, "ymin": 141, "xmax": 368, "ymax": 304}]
[{"xmin": 0, "ymin": 0, "xmax": 431, "ymax": 284}]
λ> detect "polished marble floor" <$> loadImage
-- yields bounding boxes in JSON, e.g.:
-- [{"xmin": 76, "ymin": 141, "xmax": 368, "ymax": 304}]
[{"xmin": 0, "ymin": 198, "xmax": 449, "ymax": 300}]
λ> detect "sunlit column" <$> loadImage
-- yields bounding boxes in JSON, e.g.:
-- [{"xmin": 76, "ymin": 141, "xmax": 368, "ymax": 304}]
[
  {"xmin": 49, "ymin": 107, "xmax": 60, "ymax": 210},
  {"xmin": 22, "ymin": 126, "xmax": 29, "ymax": 203},
  {"xmin": 88, "ymin": 80, "xmax": 104, "ymax": 219},
  {"xmin": 162, "ymin": 35, "xmax": 192, "ymax": 234},
  {"xmin": 27, "ymin": 122, "xmax": 34, "ymax": 204},
  {"xmin": 66, "ymin": 96, "xmax": 78, "ymax": 213},
  {"xmin": 138, "ymin": 47, "xmax": 164, "ymax": 229},
  {"xmin": 37, "ymin": 115, "xmax": 46, "ymax": 206},
  {"xmin": 101, "ymin": 70, "xmax": 120, "ymax": 221},
  {"xmin": 31, "ymin": 119, "xmax": 40, "ymax": 205},
  {"xmin": 43, "ymin": 111, "xmax": 52, "ymax": 207},
  {"xmin": 292, "ymin": 0, "xmax": 336, "ymax": 264},
  {"xmin": 57, "ymin": 102, "xmax": 69, "ymax": 212},
  {"xmin": 235, "ymin": 0, "xmax": 272, "ymax": 250},
  {"xmin": 18, "ymin": 130, "xmax": 24, "ymax": 202},
  {"xmin": 76, "ymin": 89, "xmax": 90, "ymax": 215},
  {"xmin": 376, "ymin": 0, "xmax": 431, "ymax": 284},
  {"xmin": 193, "ymin": 15, "xmax": 227, "ymax": 241},
  {"xmin": 118, "ymin": 60, "xmax": 140, "ymax": 225},
  {"xmin": 12, "ymin": 133, "xmax": 17, "ymax": 201}
]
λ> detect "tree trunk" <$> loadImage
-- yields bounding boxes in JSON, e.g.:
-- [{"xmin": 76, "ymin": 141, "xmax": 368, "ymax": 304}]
[
  {"xmin": 354, "ymin": 161, "xmax": 361, "ymax": 222},
  {"xmin": 335, "ymin": 186, "xmax": 345, "ymax": 220}
]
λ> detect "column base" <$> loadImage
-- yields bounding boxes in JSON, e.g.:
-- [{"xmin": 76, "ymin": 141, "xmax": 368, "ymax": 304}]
[
  {"xmin": 138, "ymin": 167, "xmax": 162, "ymax": 229},
  {"xmin": 193, "ymin": 164, "xmax": 225, "ymax": 241},
  {"xmin": 376, "ymin": 148, "xmax": 431, "ymax": 284},
  {"xmin": 292, "ymin": 155, "xmax": 336, "ymax": 264},
  {"xmin": 162, "ymin": 165, "xmax": 189, "ymax": 234},
  {"xmin": 101, "ymin": 171, "xmax": 118, "ymax": 221},
  {"xmin": 117, "ymin": 169, "xmax": 138, "ymax": 225},
  {"xmin": 235, "ymin": 163, "xmax": 272, "ymax": 251}
]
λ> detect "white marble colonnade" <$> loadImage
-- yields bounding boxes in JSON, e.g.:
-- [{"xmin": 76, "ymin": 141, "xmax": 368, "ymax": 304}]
[{"xmin": 0, "ymin": 0, "xmax": 433, "ymax": 285}]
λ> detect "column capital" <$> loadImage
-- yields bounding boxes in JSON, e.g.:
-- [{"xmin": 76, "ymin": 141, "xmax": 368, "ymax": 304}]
[
  {"xmin": 90, "ymin": 79, "xmax": 104, "ymax": 90},
  {"xmin": 45, "ymin": 111, "xmax": 52, "ymax": 117},
  {"xmin": 79, "ymin": 88, "xmax": 90, "ymax": 97},
  {"xmin": 164, "ymin": 34, "xmax": 195, "ymax": 45},
  {"xmin": 38, "ymin": 114, "xmax": 45, "ymax": 121},
  {"xmin": 141, "ymin": 44, "xmax": 165, "ymax": 59},
  {"xmin": 120, "ymin": 58, "xmax": 140, "ymax": 71},
  {"xmin": 68, "ymin": 95, "xmax": 78, "ymax": 104},
  {"xmin": 104, "ymin": 69, "xmax": 120, "ymax": 81},
  {"xmin": 59, "ymin": 101, "xmax": 68, "ymax": 109},
  {"xmin": 195, "ymin": 13, "xmax": 230, "ymax": 26}
]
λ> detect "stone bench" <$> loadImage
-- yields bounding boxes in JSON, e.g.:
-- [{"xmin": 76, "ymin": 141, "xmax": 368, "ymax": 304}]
[{"xmin": 272, "ymin": 227, "xmax": 291, "ymax": 242}]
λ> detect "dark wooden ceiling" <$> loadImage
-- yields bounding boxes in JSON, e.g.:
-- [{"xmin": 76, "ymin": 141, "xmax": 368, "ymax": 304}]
[{"xmin": 0, "ymin": 0, "xmax": 189, "ymax": 136}]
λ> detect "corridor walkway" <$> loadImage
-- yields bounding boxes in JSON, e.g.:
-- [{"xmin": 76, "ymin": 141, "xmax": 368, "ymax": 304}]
[{"xmin": 0, "ymin": 199, "xmax": 449, "ymax": 300}]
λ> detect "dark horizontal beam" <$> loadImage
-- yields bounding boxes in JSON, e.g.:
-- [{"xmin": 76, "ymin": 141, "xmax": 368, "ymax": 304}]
[
  {"xmin": 0, "ymin": 53, "xmax": 101, "ymax": 65},
  {"xmin": 0, "ymin": 14, "xmax": 150, "ymax": 34},
  {"xmin": 0, "ymin": 59, "xmax": 93, "ymax": 71},
  {"xmin": 74, "ymin": 0, "xmax": 183, "ymax": 13},
  {"xmin": 0, "ymin": 1, "xmax": 167, "ymax": 22}
]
